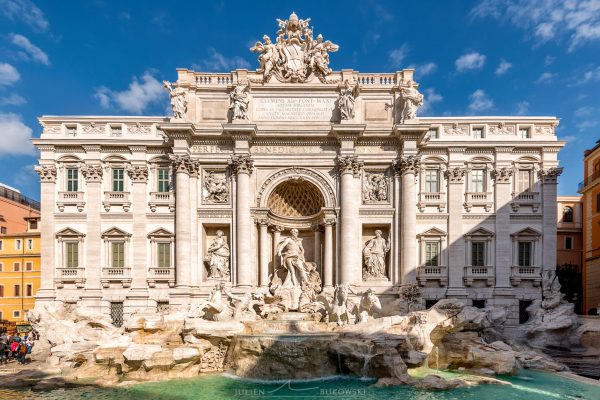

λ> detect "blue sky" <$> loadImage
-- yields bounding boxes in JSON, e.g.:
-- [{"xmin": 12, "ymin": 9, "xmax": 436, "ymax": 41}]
[{"xmin": 0, "ymin": 0, "xmax": 599, "ymax": 199}]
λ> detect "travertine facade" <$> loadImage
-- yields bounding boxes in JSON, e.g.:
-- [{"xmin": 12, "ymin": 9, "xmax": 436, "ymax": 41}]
[{"xmin": 33, "ymin": 13, "xmax": 565, "ymax": 326}]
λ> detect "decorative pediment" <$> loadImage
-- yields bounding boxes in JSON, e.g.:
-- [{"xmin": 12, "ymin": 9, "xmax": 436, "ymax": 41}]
[
  {"xmin": 101, "ymin": 226, "xmax": 131, "ymax": 238},
  {"xmin": 55, "ymin": 227, "xmax": 86, "ymax": 238},
  {"xmin": 147, "ymin": 228, "xmax": 174, "ymax": 239},
  {"xmin": 417, "ymin": 227, "xmax": 447, "ymax": 238},
  {"xmin": 510, "ymin": 227, "xmax": 541, "ymax": 237},
  {"xmin": 464, "ymin": 227, "xmax": 495, "ymax": 237}
]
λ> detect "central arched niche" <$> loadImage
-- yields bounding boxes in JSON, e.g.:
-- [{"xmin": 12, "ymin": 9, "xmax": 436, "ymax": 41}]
[{"xmin": 267, "ymin": 179, "xmax": 325, "ymax": 218}]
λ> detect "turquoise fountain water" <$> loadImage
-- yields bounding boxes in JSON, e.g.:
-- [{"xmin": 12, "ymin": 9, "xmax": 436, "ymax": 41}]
[{"xmin": 1, "ymin": 370, "xmax": 598, "ymax": 399}]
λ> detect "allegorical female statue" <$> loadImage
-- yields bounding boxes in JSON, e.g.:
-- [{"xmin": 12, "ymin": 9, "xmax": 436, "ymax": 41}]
[
  {"xmin": 206, "ymin": 230, "xmax": 230, "ymax": 280},
  {"xmin": 398, "ymin": 83, "xmax": 424, "ymax": 122},
  {"xmin": 163, "ymin": 80, "xmax": 187, "ymax": 120},
  {"xmin": 363, "ymin": 230, "xmax": 390, "ymax": 279},
  {"xmin": 229, "ymin": 84, "xmax": 249, "ymax": 120}
]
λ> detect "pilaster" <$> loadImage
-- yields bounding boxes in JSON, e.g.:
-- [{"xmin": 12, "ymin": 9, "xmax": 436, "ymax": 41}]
[
  {"xmin": 445, "ymin": 156, "xmax": 467, "ymax": 297},
  {"xmin": 127, "ymin": 163, "xmax": 149, "ymax": 292},
  {"xmin": 34, "ymin": 164, "xmax": 57, "ymax": 300},
  {"xmin": 539, "ymin": 167, "xmax": 563, "ymax": 274}
]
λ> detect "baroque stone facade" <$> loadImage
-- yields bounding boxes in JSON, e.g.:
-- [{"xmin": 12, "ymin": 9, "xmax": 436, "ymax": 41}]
[{"xmin": 33, "ymin": 13, "xmax": 564, "ymax": 327}]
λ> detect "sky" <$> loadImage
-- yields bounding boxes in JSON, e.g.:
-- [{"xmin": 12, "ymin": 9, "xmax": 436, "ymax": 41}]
[{"xmin": 0, "ymin": 0, "xmax": 599, "ymax": 199}]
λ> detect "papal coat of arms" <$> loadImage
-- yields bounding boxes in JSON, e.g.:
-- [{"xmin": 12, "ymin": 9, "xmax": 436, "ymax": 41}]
[{"xmin": 250, "ymin": 12, "xmax": 339, "ymax": 83}]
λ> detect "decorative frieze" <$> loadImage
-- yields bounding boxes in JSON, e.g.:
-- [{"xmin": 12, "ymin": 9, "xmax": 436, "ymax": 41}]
[
  {"xmin": 444, "ymin": 167, "xmax": 466, "ymax": 183},
  {"xmin": 82, "ymin": 122, "xmax": 105, "ymax": 135},
  {"xmin": 35, "ymin": 165, "xmax": 57, "ymax": 182},
  {"xmin": 489, "ymin": 122, "xmax": 515, "ymax": 135},
  {"xmin": 392, "ymin": 155, "xmax": 420, "ymax": 176},
  {"xmin": 228, "ymin": 154, "xmax": 254, "ymax": 175},
  {"xmin": 337, "ymin": 155, "xmax": 363, "ymax": 177},
  {"xmin": 443, "ymin": 123, "xmax": 467, "ymax": 135},
  {"xmin": 538, "ymin": 167, "xmax": 563, "ymax": 183},
  {"xmin": 126, "ymin": 165, "xmax": 149, "ymax": 183},
  {"xmin": 491, "ymin": 167, "xmax": 513, "ymax": 183}
]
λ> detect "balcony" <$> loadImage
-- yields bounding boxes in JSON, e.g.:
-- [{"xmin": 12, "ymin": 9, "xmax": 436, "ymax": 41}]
[
  {"xmin": 464, "ymin": 192, "xmax": 493, "ymax": 212},
  {"xmin": 417, "ymin": 265, "xmax": 447, "ymax": 286},
  {"xmin": 103, "ymin": 191, "xmax": 131, "ymax": 212},
  {"xmin": 511, "ymin": 191, "xmax": 540, "ymax": 212},
  {"xmin": 463, "ymin": 265, "xmax": 495, "ymax": 287},
  {"xmin": 147, "ymin": 267, "xmax": 175, "ymax": 288},
  {"xmin": 578, "ymin": 170, "xmax": 600, "ymax": 193},
  {"xmin": 510, "ymin": 265, "xmax": 542, "ymax": 287},
  {"xmin": 101, "ymin": 267, "xmax": 132, "ymax": 288},
  {"xmin": 55, "ymin": 267, "xmax": 86, "ymax": 288},
  {"xmin": 417, "ymin": 192, "xmax": 446, "ymax": 212},
  {"xmin": 57, "ymin": 191, "xmax": 85, "ymax": 212},
  {"xmin": 149, "ymin": 192, "xmax": 175, "ymax": 212}
]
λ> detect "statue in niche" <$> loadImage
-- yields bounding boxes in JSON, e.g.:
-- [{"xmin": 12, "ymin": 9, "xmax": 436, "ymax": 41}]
[
  {"xmin": 205, "ymin": 230, "xmax": 230, "ymax": 280},
  {"xmin": 362, "ymin": 172, "xmax": 388, "ymax": 203},
  {"xmin": 363, "ymin": 230, "xmax": 390, "ymax": 279},
  {"xmin": 203, "ymin": 171, "xmax": 228, "ymax": 203},
  {"xmin": 163, "ymin": 81, "xmax": 187, "ymax": 120},
  {"xmin": 276, "ymin": 228, "xmax": 308, "ymax": 288},
  {"xmin": 229, "ymin": 84, "xmax": 249, "ymax": 121},
  {"xmin": 398, "ymin": 82, "xmax": 424, "ymax": 122},
  {"xmin": 338, "ymin": 80, "xmax": 358, "ymax": 120}
]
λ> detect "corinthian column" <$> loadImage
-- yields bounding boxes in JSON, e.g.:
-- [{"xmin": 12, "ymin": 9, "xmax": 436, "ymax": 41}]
[
  {"xmin": 127, "ymin": 165, "xmax": 149, "ymax": 290},
  {"xmin": 229, "ymin": 154, "xmax": 254, "ymax": 287},
  {"xmin": 172, "ymin": 155, "xmax": 192, "ymax": 288},
  {"xmin": 394, "ymin": 156, "xmax": 420, "ymax": 284},
  {"xmin": 337, "ymin": 155, "xmax": 363, "ymax": 284},
  {"xmin": 323, "ymin": 218, "xmax": 335, "ymax": 288},
  {"xmin": 35, "ymin": 165, "xmax": 57, "ymax": 297}
]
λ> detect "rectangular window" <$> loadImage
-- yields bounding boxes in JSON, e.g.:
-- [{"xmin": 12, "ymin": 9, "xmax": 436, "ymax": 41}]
[
  {"xmin": 518, "ymin": 241, "xmax": 532, "ymax": 266},
  {"xmin": 15, "ymin": 239, "xmax": 21, "ymax": 250},
  {"xmin": 110, "ymin": 125, "xmax": 122, "ymax": 137},
  {"xmin": 472, "ymin": 127, "xmax": 484, "ymax": 139},
  {"xmin": 519, "ymin": 128, "xmax": 530, "ymax": 139},
  {"xmin": 425, "ymin": 242, "xmax": 439, "ymax": 267},
  {"xmin": 0, "ymin": 240, "xmax": 3, "ymax": 250},
  {"xmin": 110, "ymin": 302, "xmax": 124, "ymax": 327},
  {"xmin": 424, "ymin": 169, "xmax": 439, "ymax": 193},
  {"xmin": 157, "ymin": 243, "xmax": 171, "ymax": 268},
  {"xmin": 517, "ymin": 170, "xmax": 532, "ymax": 193},
  {"xmin": 157, "ymin": 168, "xmax": 170, "ymax": 193},
  {"xmin": 0, "ymin": 286, "xmax": 3, "ymax": 297},
  {"xmin": 25, "ymin": 262, "xmax": 33, "ymax": 271},
  {"xmin": 0, "ymin": 263, "xmax": 3, "ymax": 272},
  {"xmin": 0, "ymin": 227, "xmax": 6, "ymax": 234},
  {"xmin": 26, "ymin": 284, "xmax": 33, "ymax": 297},
  {"xmin": 471, "ymin": 241, "xmax": 485, "ymax": 266},
  {"xmin": 427, "ymin": 128, "xmax": 439, "ymax": 139},
  {"xmin": 14, "ymin": 284, "xmax": 20, "ymax": 297},
  {"xmin": 26, "ymin": 239, "xmax": 33, "ymax": 250},
  {"xmin": 29, "ymin": 219, "xmax": 38, "ymax": 230},
  {"xmin": 13, "ymin": 310, "xmax": 20, "ymax": 319},
  {"xmin": 13, "ymin": 262, "xmax": 20, "ymax": 272},
  {"xmin": 112, "ymin": 242, "xmax": 125, "ymax": 268},
  {"xmin": 66, "ymin": 126, "xmax": 77, "ymax": 136},
  {"xmin": 66, "ymin": 168, "xmax": 79, "ymax": 192},
  {"xmin": 471, "ymin": 170, "xmax": 485, "ymax": 192},
  {"xmin": 112, "ymin": 169, "xmax": 125, "ymax": 192},
  {"xmin": 597, "ymin": 193, "xmax": 600, "ymax": 213},
  {"xmin": 66, "ymin": 242, "xmax": 79, "ymax": 268},
  {"xmin": 565, "ymin": 236, "xmax": 573, "ymax": 250}
]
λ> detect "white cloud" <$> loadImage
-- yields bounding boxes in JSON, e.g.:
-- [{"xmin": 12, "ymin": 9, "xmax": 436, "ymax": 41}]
[
  {"xmin": 468, "ymin": 89, "xmax": 494, "ymax": 112},
  {"xmin": 10, "ymin": 33, "xmax": 49, "ymax": 65},
  {"xmin": 581, "ymin": 65, "xmax": 600, "ymax": 82},
  {"xmin": 0, "ymin": 93, "xmax": 26, "ymax": 106},
  {"xmin": 575, "ymin": 106, "xmax": 594, "ymax": 116},
  {"xmin": 411, "ymin": 62, "xmax": 438, "ymax": 77},
  {"xmin": 535, "ymin": 71, "xmax": 556, "ymax": 83},
  {"xmin": 193, "ymin": 48, "xmax": 251, "ymax": 71},
  {"xmin": 471, "ymin": 0, "xmax": 600, "ymax": 51},
  {"xmin": 95, "ymin": 71, "xmax": 164, "ymax": 114},
  {"xmin": 495, "ymin": 59, "xmax": 512, "ymax": 75},
  {"xmin": 420, "ymin": 88, "xmax": 443, "ymax": 114},
  {"xmin": 544, "ymin": 56, "xmax": 555, "ymax": 66},
  {"xmin": 515, "ymin": 101, "xmax": 530, "ymax": 115},
  {"xmin": 0, "ymin": 113, "xmax": 36, "ymax": 157},
  {"xmin": 577, "ymin": 120, "xmax": 598, "ymax": 130},
  {"xmin": 455, "ymin": 52, "xmax": 486, "ymax": 72},
  {"xmin": 388, "ymin": 44, "xmax": 409, "ymax": 68},
  {"xmin": 0, "ymin": 63, "xmax": 20, "ymax": 86},
  {"xmin": 0, "ymin": 0, "xmax": 49, "ymax": 31}
]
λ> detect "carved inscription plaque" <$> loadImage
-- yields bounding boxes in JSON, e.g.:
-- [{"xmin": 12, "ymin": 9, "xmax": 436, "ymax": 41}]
[{"xmin": 253, "ymin": 97, "xmax": 336, "ymax": 121}]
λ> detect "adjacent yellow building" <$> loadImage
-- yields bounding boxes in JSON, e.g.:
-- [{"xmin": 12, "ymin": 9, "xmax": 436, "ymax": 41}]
[{"xmin": 0, "ymin": 217, "xmax": 40, "ymax": 322}]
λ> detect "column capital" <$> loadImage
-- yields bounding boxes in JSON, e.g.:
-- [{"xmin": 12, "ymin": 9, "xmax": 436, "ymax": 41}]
[
  {"xmin": 126, "ymin": 165, "xmax": 149, "ymax": 183},
  {"xmin": 392, "ymin": 155, "xmax": 420, "ymax": 176},
  {"xmin": 81, "ymin": 164, "xmax": 103, "ymax": 183},
  {"xmin": 228, "ymin": 154, "xmax": 254, "ymax": 175},
  {"xmin": 538, "ymin": 167, "xmax": 563, "ymax": 184},
  {"xmin": 255, "ymin": 217, "xmax": 269, "ymax": 226},
  {"xmin": 491, "ymin": 167, "xmax": 513, "ymax": 183},
  {"xmin": 35, "ymin": 164, "xmax": 57, "ymax": 182},
  {"xmin": 323, "ymin": 217, "xmax": 336, "ymax": 226},
  {"xmin": 270, "ymin": 225, "xmax": 285, "ymax": 233},
  {"xmin": 444, "ymin": 167, "xmax": 466, "ymax": 183},
  {"xmin": 170, "ymin": 154, "xmax": 195, "ymax": 175},
  {"xmin": 337, "ymin": 155, "xmax": 363, "ymax": 177}
]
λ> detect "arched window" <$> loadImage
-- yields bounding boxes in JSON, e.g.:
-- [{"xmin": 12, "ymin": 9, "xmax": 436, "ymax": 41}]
[{"xmin": 563, "ymin": 206, "xmax": 573, "ymax": 223}]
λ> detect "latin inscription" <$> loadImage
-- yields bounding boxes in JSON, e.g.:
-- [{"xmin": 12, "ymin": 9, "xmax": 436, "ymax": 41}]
[
  {"xmin": 253, "ymin": 97, "xmax": 336, "ymax": 121},
  {"xmin": 250, "ymin": 145, "xmax": 337, "ymax": 154}
]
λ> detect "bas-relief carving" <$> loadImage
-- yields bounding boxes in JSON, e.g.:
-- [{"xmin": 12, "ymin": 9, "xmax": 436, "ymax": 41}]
[
  {"xmin": 204, "ymin": 230, "xmax": 231, "ymax": 280},
  {"xmin": 362, "ymin": 172, "xmax": 389, "ymax": 203},
  {"xmin": 229, "ymin": 84, "xmax": 250, "ymax": 121},
  {"xmin": 443, "ymin": 123, "xmax": 468, "ymax": 135},
  {"xmin": 535, "ymin": 125, "xmax": 555, "ymax": 136},
  {"xmin": 81, "ymin": 122, "xmax": 104, "ymax": 134},
  {"xmin": 489, "ymin": 122, "xmax": 515, "ymax": 135},
  {"xmin": 163, "ymin": 81, "xmax": 187, "ymax": 120},
  {"xmin": 398, "ymin": 83, "xmax": 424, "ymax": 122},
  {"xmin": 362, "ymin": 230, "xmax": 390, "ymax": 280},
  {"xmin": 250, "ymin": 12, "xmax": 338, "ymax": 83},
  {"xmin": 338, "ymin": 80, "xmax": 359, "ymax": 120},
  {"xmin": 202, "ymin": 170, "xmax": 229, "ymax": 203},
  {"xmin": 127, "ymin": 123, "xmax": 151, "ymax": 135}
]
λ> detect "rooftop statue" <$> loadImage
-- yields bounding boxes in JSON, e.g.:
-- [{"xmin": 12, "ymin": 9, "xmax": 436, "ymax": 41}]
[
  {"xmin": 163, "ymin": 80, "xmax": 187, "ymax": 120},
  {"xmin": 250, "ymin": 12, "xmax": 339, "ymax": 83}
]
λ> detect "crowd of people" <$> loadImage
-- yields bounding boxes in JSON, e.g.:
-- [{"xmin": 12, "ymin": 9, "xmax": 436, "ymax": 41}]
[{"xmin": 0, "ymin": 329, "xmax": 38, "ymax": 365}]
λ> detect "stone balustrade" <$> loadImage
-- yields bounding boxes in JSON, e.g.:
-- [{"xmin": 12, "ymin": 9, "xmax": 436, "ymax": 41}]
[
  {"xmin": 511, "ymin": 191, "xmax": 540, "ymax": 212},
  {"xmin": 57, "ymin": 191, "xmax": 85, "ymax": 212},
  {"xmin": 103, "ymin": 191, "xmax": 131, "ymax": 212},
  {"xmin": 416, "ymin": 265, "xmax": 448, "ymax": 286},
  {"xmin": 149, "ymin": 192, "xmax": 175, "ymax": 212},
  {"xmin": 55, "ymin": 267, "xmax": 86, "ymax": 288},
  {"xmin": 463, "ymin": 265, "xmax": 495, "ymax": 287},
  {"xmin": 147, "ymin": 267, "xmax": 176, "ymax": 288},
  {"xmin": 101, "ymin": 267, "xmax": 132, "ymax": 288},
  {"xmin": 417, "ymin": 192, "xmax": 446, "ymax": 212},
  {"xmin": 464, "ymin": 192, "xmax": 493, "ymax": 212},
  {"xmin": 510, "ymin": 265, "xmax": 542, "ymax": 287}
]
